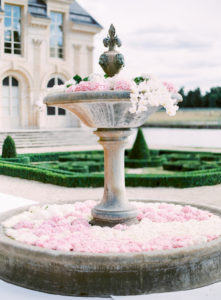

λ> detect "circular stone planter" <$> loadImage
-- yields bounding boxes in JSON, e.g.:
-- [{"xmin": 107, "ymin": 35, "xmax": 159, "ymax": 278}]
[{"xmin": 1, "ymin": 202, "xmax": 221, "ymax": 296}]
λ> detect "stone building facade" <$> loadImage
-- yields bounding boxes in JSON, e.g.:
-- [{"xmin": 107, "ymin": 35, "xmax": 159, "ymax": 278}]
[{"xmin": 0, "ymin": 0, "xmax": 102, "ymax": 130}]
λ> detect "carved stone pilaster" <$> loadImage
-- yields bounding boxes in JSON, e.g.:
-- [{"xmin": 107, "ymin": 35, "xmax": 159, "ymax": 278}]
[
  {"xmin": 87, "ymin": 45, "xmax": 94, "ymax": 74},
  {"xmin": 32, "ymin": 39, "xmax": 42, "ymax": 48},
  {"xmin": 73, "ymin": 44, "xmax": 82, "ymax": 75}
]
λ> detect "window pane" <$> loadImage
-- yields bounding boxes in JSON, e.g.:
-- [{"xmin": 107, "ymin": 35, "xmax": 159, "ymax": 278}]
[
  {"xmin": 12, "ymin": 77, "xmax": 18, "ymax": 87},
  {"xmin": 58, "ymin": 78, "xmax": 64, "ymax": 85},
  {"xmin": 57, "ymin": 13, "xmax": 62, "ymax": 24},
  {"xmin": 13, "ymin": 19, "xmax": 20, "ymax": 31},
  {"xmin": 47, "ymin": 106, "xmax": 56, "ymax": 115},
  {"xmin": 14, "ymin": 49, "xmax": 21, "ymax": 55},
  {"xmin": 3, "ymin": 77, "xmax": 9, "ymax": 86},
  {"xmin": 4, "ymin": 5, "xmax": 21, "ymax": 56},
  {"xmin": 47, "ymin": 78, "xmax": 55, "ymax": 88},
  {"xmin": 50, "ymin": 11, "xmax": 63, "ymax": 58},
  {"xmin": 50, "ymin": 47, "xmax": 55, "ymax": 57},
  {"xmin": 13, "ymin": 6, "xmax": 20, "ymax": 18},
  {"xmin": 4, "ymin": 42, "xmax": 11, "ymax": 48},
  {"xmin": 13, "ymin": 31, "xmax": 21, "ymax": 42},
  {"xmin": 4, "ymin": 48, "xmax": 12, "ymax": 54},
  {"xmin": 14, "ymin": 43, "xmax": 21, "ymax": 49},
  {"xmin": 58, "ymin": 48, "xmax": 63, "ymax": 58},
  {"xmin": 4, "ymin": 31, "xmax": 11, "ymax": 41},
  {"xmin": 58, "ymin": 108, "xmax": 66, "ymax": 115},
  {"xmin": 4, "ymin": 17, "xmax": 11, "ymax": 27},
  {"xmin": 5, "ymin": 5, "xmax": 11, "ymax": 17}
]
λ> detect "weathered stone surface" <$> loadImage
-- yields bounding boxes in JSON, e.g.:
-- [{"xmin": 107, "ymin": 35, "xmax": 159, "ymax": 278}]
[
  {"xmin": 44, "ymin": 91, "xmax": 159, "ymax": 128},
  {"xmin": 1, "ymin": 202, "xmax": 221, "ymax": 296}
]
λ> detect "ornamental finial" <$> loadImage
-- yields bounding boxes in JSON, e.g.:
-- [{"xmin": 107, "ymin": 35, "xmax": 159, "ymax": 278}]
[
  {"xmin": 103, "ymin": 24, "xmax": 122, "ymax": 51},
  {"xmin": 99, "ymin": 24, "xmax": 125, "ymax": 77}
]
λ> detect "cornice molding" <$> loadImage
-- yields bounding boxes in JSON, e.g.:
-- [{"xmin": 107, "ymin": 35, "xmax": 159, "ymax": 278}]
[{"xmin": 28, "ymin": 14, "xmax": 50, "ymax": 29}]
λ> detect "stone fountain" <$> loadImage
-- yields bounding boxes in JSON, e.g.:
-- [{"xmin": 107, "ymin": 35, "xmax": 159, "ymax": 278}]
[{"xmin": 0, "ymin": 25, "xmax": 221, "ymax": 297}]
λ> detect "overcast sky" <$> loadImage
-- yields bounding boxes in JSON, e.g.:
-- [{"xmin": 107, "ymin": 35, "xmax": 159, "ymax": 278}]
[{"xmin": 79, "ymin": 0, "xmax": 221, "ymax": 93}]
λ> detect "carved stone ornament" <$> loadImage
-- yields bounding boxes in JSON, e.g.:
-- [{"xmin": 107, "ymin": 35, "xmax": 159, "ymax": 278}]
[{"xmin": 99, "ymin": 24, "xmax": 125, "ymax": 77}]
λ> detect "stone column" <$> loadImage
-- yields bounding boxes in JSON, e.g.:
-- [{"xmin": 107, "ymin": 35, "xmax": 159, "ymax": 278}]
[
  {"xmin": 91, "ymin": 129, "xmax": 138, "ymax": 226},
  {"xmin": 32, "ymin": 39, "xmax": 42, "ymax": 128}
]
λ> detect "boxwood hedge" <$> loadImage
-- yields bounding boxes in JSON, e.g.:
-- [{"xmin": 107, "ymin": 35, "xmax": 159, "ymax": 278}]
[{"xmin": 0, "ymin": 149, "xmax": 221, "ymax": 188}]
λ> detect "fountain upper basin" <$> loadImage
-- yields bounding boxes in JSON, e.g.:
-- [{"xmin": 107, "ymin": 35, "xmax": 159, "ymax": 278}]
[{"xmin": 44, "ymin": 91, "xmax": 159, "ymax": 128}]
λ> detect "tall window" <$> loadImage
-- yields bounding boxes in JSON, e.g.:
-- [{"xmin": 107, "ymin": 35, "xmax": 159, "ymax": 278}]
[
  {"xmin": 4, "ymin": 4, "xmax": 21, "ymax": 55},
  {"xmin": 2, "ymin": 76, "xmax": 19, "ymax": 116},
  {"xmin": 50, "ymin": 12, "xmax": 63, "ymax": 58},
  {"xmin": 47, "ymin": 77, "xmax": 66, "ymax": 115}
]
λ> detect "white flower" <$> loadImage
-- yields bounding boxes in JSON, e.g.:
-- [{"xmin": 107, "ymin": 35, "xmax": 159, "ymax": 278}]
[
  {"xmin": 129, "ymin": 74, "xmax": 180, "ymax": 117},
  {"xmin": 88, "ymin": 73, "xmax": 105, "ymax": 83},
  {"xmin": 65, "ymin": 79, "xmax": 75, "ymax": 86}
]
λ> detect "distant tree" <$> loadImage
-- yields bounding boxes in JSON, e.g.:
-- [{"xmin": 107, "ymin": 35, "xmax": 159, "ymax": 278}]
[
  {"xmin": 177, "ymin": 86, "xmax": 221, "ymax": 109},
  {"xmin": 208, "ymin": 87, "xmax": 221, "ymax": 108}
]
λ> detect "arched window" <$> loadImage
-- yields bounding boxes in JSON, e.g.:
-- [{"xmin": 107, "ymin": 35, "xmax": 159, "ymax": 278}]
[
  {"xmin": 2, "ymin": 76, "xmax": 19, "ymax": 116},
  {"xmin": 47, "ymin": 77, "xmax": 66, "ymax": 116}
]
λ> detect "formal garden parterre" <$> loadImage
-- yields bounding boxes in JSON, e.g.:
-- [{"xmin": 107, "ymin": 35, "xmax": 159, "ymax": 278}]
[{"xmin": 1, "ymin": 134, "xmax": 221, "ymax": 188}]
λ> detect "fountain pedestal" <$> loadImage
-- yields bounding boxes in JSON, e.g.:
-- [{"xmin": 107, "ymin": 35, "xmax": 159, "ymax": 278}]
[{"xmin": 91, "ymin": 129, "xmax": 138, "ymax": 226}]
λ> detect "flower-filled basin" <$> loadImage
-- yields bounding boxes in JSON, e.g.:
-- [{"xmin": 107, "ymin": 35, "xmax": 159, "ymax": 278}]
[{"xmin": 44, "ymin": 91, "xmax": 160, "ymax": 128}]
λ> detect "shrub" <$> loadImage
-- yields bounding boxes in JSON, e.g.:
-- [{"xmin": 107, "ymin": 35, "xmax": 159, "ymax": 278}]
[
  {"xmin": 59, "ymin": 154, "xmax": 103, "ymax": 162},
  {"xmin": 128, "ymin": 128, "xmax": 150, "ymax": 160},
  {"xmin": 1, "ymin": 136, "xmax": 17, "ymax": 158},
  {"xmin": 1, "ymin": 156, "xmax": 30, "ymax": 164},
  {"xmin": 125, "ymin": 156, "xmax": 166, "ymax": 168},
  {"xmin": 59, "ymin": 161, "xmax": 103, "ymax": 173}
]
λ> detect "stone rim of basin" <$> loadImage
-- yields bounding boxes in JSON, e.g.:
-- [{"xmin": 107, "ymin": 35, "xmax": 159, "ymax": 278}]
[
  {"xmin": 1, "ymin": 201, "xmax": 221, "ymax": 296},
  {"xmin": 43, "ymin": 90, "xmax": 131, "ymax": 105}
]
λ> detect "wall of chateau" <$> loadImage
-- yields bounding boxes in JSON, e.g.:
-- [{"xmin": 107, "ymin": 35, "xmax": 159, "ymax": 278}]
[{"xmin": 0, "ymin": 0, "xmax": 101, "ymax": 130}]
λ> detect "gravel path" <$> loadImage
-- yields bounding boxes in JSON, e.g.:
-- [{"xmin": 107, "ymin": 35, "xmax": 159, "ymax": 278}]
[{"xmin": 0, "ymin": 175, "xmax": 221, "ymax": 209}]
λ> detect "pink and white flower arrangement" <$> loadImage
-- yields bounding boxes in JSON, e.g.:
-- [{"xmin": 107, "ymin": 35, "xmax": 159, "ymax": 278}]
[
  {"xmin": 49, "ymin": 73, "xmax": 182, "ymax": 117},
  {"xmin": 2, "ymin": 201, "xmax": 221, "ymax": 253}
]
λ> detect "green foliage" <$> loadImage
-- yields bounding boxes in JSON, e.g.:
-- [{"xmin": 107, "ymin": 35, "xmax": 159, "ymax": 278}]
[
  {"xmin": 133, "ymin": 76, "xmax": 145, "ymax": 85},
  {"xmin": 59, "ymin": 153, "xmax": 103, "ymax": 162},
  {"xmin": 72, "ymin": 74, "xmax": 89, "ymax": 85},
  {"xmin": 178, "ymin": 86, "xmax": 221, "ymax": 108},
  {"xmin": 73, "ymin": 74, "xmax": 82, "ymax": 84},
  {"xmin": 59, "ymin": 161, "xmax": 103, "ymax": 173},
  {"xmin": 1, "ymin": 149, "xmax": 221, "ymax": 188},
  {"xmin": 1, "ymin": 160, "xmax": 221, "ymax": 188},
  {"xmin": 125, "ymin": 156, "xmax": 166, "ymax": 168},
  {"xmin": 1, "ymin": 136, "xmax": 17, "ymax": 158},
  {"xmin": 1, "ymin": 156, "xmax": 30, "ymax": 164},
  {"xmin": 129, "ymin": 128, "xmax": 150, "ymax": 160}
]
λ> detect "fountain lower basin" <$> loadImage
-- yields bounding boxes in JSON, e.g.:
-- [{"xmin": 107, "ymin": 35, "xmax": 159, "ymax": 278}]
[{"xmin": 1, "ymin": 201, "xmax": 221, "ymax": 296}]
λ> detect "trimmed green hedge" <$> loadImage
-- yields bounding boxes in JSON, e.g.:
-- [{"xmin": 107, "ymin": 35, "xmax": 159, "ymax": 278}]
[
  {"xmin": 1, "ymin": 159, "xmax": 221, "ymax": 188},
  {"xmin": 125, "ymin": 156, "xmax": 166, "ymax": 168},
  {"xmin": 0, "ymin": 157, "xmax": 30, "ymax": 164},
  {"xmin": 59, "ymin": 161, "xmax": 104, "ymax": 173},
  {"xmin": 163, "ymin": 160, "xmax": 218, "ymax": 172},
  {"xmin": 58, "ymin": 154, "xmax": 103, "ymax": 162},
  {"xmin": 0, "ymin": 149, "xmax": 221, "ymax": 188}
]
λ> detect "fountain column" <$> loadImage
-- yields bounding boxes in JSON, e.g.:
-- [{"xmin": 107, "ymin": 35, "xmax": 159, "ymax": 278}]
[{"xmin": 91, "ymin": 129, "xmax": 138, "ymax": 226}]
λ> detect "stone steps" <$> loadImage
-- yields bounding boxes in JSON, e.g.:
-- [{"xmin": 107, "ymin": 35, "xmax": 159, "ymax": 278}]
[{"xmin": 0, "ymin": 129, "xmax": 97, "ymax": 149}]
